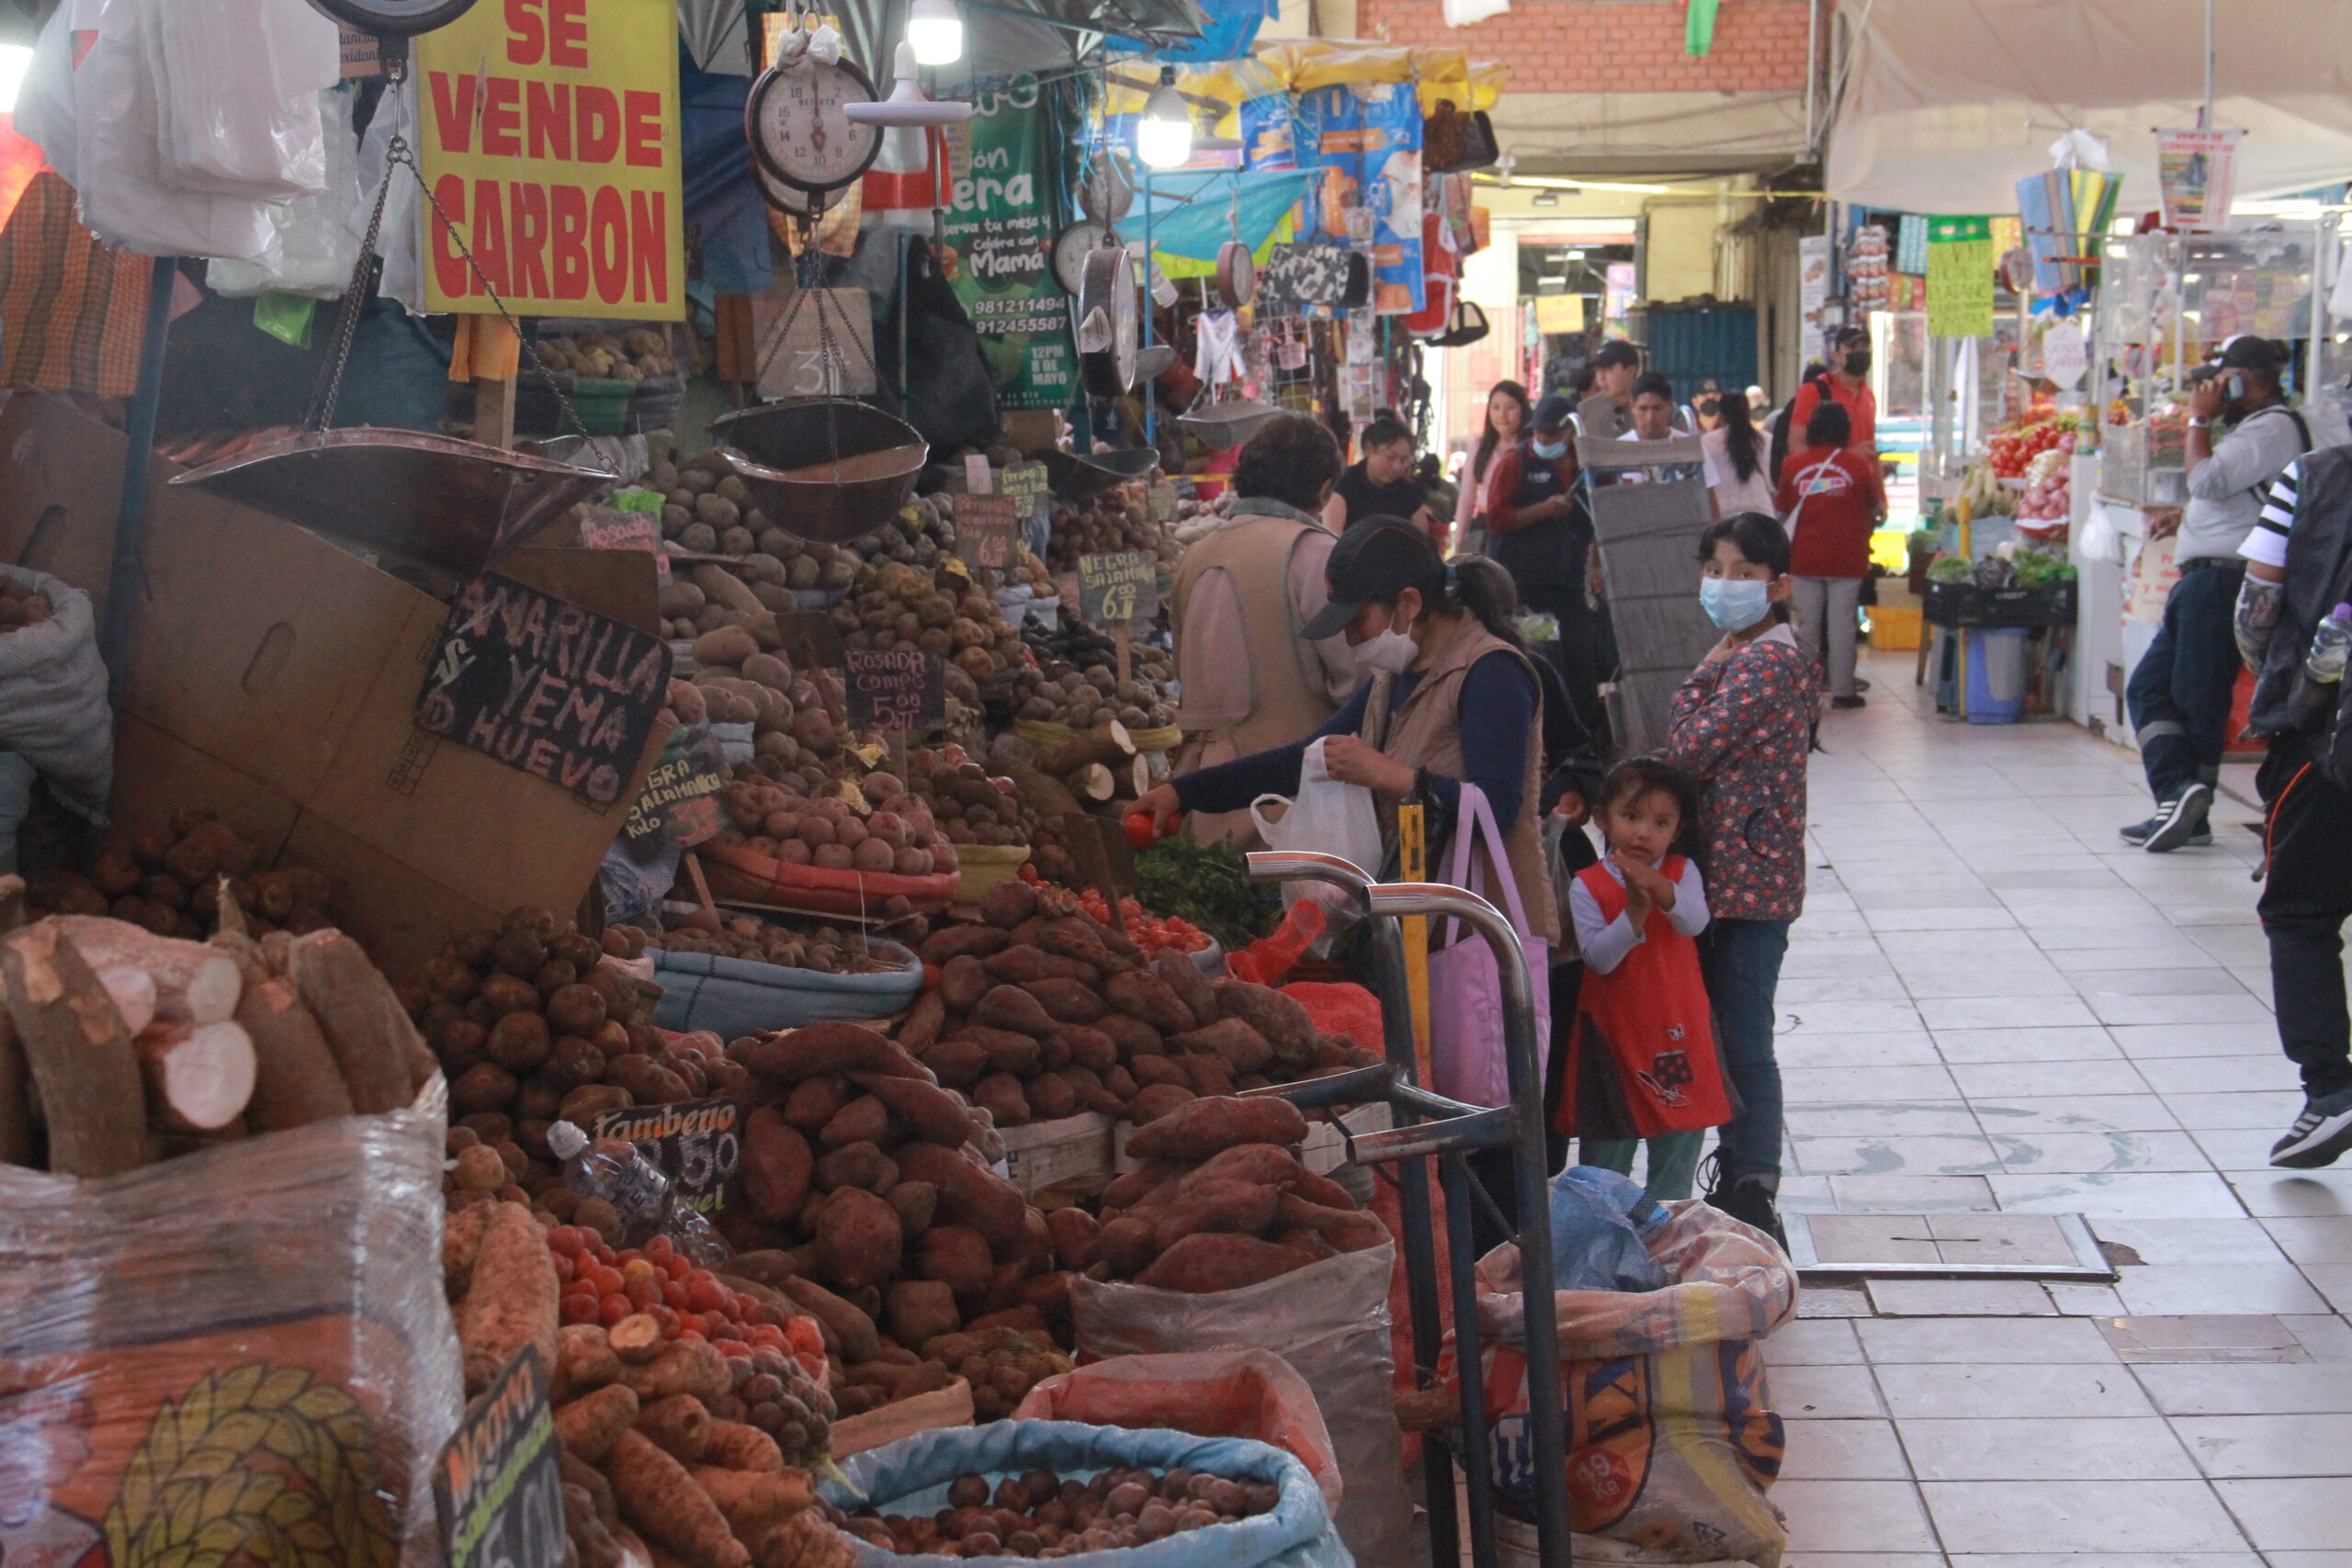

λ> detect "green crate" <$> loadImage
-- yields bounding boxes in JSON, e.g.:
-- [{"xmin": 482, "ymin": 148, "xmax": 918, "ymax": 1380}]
[{"xmin": 562, "ymin": 377, "xmax": 634, "ymax": 436}]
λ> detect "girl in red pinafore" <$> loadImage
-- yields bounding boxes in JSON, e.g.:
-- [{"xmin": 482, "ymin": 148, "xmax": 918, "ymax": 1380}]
[{"xmin": 1554, "ymin": 757, "xmax": 1730, "ymax": 1201}]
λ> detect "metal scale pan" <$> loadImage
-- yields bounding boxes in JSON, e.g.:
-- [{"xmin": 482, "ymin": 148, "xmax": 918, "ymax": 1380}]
[
  {"xmin": 707, "ymin": 399, "xmax": 928, "ymax": 545},
  {"xmin": 170, "ymin": 425, "xmax": 613, "ymax": 575}
]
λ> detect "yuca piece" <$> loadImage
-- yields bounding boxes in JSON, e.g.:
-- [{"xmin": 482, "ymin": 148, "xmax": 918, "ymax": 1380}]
[
  {"xmin": 232, "ymin": 976, "xmax": 356, "ymax": 1131},
  {"xmin": 285, "ymin": 931, "xmax": 422, "ymax": 1113},
  {"xmin": 50, "ymin": 915, "xmax": 241, "ymax": 1024},
  {"xmin": 134, "ymin": 1020, "xmax": 257, "ymax": 1132},
  {"xmin": 3, "ymin": 922, "xmax": 149, "ymax": 1177},
  {"xmin": 95, "ymin": 964, "xmax": 157, "ymax": 1034}
]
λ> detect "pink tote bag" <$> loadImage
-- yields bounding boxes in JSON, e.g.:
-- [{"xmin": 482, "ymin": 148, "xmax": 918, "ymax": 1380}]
[{"xmin": 1425, "ymin": 784, "xmax": 1552, "ymax": 1108}]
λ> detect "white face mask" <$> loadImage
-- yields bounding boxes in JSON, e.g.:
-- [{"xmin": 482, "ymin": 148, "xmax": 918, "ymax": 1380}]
[{"xmin": 1353, "ymin": 609, "xmax": 1419, "ymax": 674}]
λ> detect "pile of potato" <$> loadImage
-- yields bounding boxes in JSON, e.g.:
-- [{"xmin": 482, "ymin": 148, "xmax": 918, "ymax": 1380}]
[
  {"xmin": 444, "ymin": 1201, "xmax": 855, "ymax": 1568},
  {"xmin": 899, "ymin": 881, "xmax": 1380, "ymax": 1132},
  {"xmin": 661, "ymin": 560, "xmax": 787, "ymax": 648},
  {"xmin": 1009, "ymin": 661, "xmax": 1177, "ymax": 734},
  {"xmin": 0, "ymin": 581, "xmax": 51, "ymax": 633},
  {"xmin": 842, "ymin": 1462, "xmax": 1279, "ymax": 1557},
  {"xmin": 23, "ymin": 807, "xmax": 334, "ymax": 939},
  {"xmin": 702, "ymin": 758, "xmax": 961, "ymax": 891},
  {"xmin": 1058, "ymin": 1098, "xmax": 1389, "ymax": 1292},
  {"xmin": 899, "ymin": 747, "xmax": 1038, "ymax": 852},
  {"xmin": 407, "ymin": 908, "xmax": 747, "ymax": 1179},
  {"xmin": 917, "ymin": 1325, "xmax": 1072, "ymax": 1423},
  {"xmin": 645, "ymin": 915, "xmax": 910, "ymax": 978},
  {"xmin": 1045, "ymin": 486, "xmax": 1181, "ymax": 574},
  {"xmin": 831, "ymin": 558, "xmax": 1027, "ymax": 682},
  {"xmin": 537, "ymin": 327, "xmax": 678, "ymax": 383}
]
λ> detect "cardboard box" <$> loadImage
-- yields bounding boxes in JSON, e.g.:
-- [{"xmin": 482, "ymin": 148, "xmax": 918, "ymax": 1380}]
[{"xmin": 0, "ymin": 395, "xmax": 664, "ymax": 974}]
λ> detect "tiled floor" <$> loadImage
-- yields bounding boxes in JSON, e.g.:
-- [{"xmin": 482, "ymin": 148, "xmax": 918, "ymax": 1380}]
[{"xmin": 1761, "ymin": 650, "xmax": 2352, "ymax": 1566}]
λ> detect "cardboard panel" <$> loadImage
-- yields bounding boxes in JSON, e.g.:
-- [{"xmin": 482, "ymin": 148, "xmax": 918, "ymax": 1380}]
[{"xmin": 0, "ymin": 395, "xmax": 130, "ymax": 615}]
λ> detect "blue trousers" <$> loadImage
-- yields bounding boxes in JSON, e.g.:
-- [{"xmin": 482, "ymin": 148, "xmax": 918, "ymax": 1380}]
[
  {"xmin": 2127, "ymin": 560, "xmax": 2245, "ymax": 801},
  {"xmin": 1701, "ymin": 917, "xmax": 1792, "ymax": 1184}
]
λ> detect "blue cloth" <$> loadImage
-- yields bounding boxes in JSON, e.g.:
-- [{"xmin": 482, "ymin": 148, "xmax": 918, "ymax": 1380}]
[
  {"xmin": 823, "ymin": 1421, "xmax": 1349, "ymax": 1568},
  {"xmin": 1547, "ymin": 1165, "xmax": 1669, "ymax": 1292},
  {"xmin": 2127, "ymin": 561, "xmax": 2245, "ymax": 800},
  {"xmin": 1701, "ymin": 917, "xmax": 1791, "ymax": 1183},
  {"xmin": 1136, "ymin": 170, "xmax": 1314, "ymax": 263},
  {"xmin": 649, "ymin": 946, "xmax": 923, "ymax": 1037},
  {"xmin": 679, "ymin": 48, "xmax": 774, "ymax": 296},
  {"xmin": 1103, "ymin": 0, "xmax": 1267, "ymax": 61},
  {"xmin": 1171, "ymin": 649, "xmax": 1540, "ymax": 829}
]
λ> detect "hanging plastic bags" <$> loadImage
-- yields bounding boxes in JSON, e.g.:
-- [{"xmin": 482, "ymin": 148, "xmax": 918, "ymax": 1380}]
[
  {"xmin": 149, "ymin": 0, "xmax": 335, "ymax": 201},
  {"xmin": 1249, "ymin": 737, "xmax": 1383, "ymax": 954},
  {"xmin": 208, "ymin": 89, "xmax": 368, "ymax": 299}
]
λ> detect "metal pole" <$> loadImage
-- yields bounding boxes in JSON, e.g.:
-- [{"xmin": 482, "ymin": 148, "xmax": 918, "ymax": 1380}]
[
  {"xmin": 2201, "ymin": 0, "xmax": 2213, "ymax": 130},
  {"xmin": 1142, "ymin": 168, "xmax": 1155, "ymax": 447},
  {"xmin": 101, "ymin": 257, "xmax": 180, "ymax": 680},
  {"xmin": 1804, "ymin": 0, "xmax": 1820, "ymax": 157}
]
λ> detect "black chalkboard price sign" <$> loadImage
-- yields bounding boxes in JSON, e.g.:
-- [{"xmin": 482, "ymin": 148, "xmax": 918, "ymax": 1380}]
[
  {"xmin": 1078, "ymin": 551, "xmax": 1158, "ymax": 629},
  {"xmin": 416, "ymin": 574, "xmax": 673, "ymax": 806},
  {"xmin": 435, "ymin": 1345, "xmax": 564, "ymax": 1568},
  {"xmin": 845, "ymin": 648, "xmax": 944, "ymax": 731},
  {"xmin": 954, "ymin": 492, "xmax": 1019, "ymax": 570}
]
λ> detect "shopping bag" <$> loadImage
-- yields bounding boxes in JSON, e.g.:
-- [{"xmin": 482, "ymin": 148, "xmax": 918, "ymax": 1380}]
[
  {"xmin": 1426, "ymin": 784, "xmax": 1551, "ymax": 1108},
  {"xmin": 0, "ymin": 565, "xmax": 112, "ymax": 822},
  {"xmin": 1249, "ymin": 736, "xmax": 1382, "ymax": 954}
]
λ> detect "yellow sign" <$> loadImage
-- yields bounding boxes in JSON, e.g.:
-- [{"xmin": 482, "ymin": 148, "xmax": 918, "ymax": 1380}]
[
  {"xmin": 1533, "ymin": 292, "xmax": 1584, "ymax": 334},
  {"xmin": 1925, "ymin": 215, "xmax": 1994, "ymax": 340},
  {"xmin": 418, "ymin": 0, "xmax": 685, "ymax": 321}
]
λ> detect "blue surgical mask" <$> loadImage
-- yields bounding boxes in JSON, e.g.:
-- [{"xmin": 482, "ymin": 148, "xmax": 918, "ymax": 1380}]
[
  {"xmin": 1532, "ymin": 436, "xmax": 1567, "ymax": 460},
  {"xmin": 1700, "ymin": 577, "xmax": 1773, "ymax": 632}
]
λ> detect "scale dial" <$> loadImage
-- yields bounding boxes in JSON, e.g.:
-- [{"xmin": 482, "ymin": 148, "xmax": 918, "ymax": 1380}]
[
  {"xmin": 1054, "ymin": 221, "xmax": 1118, "ymax": 297},
  {"xmin": 747, "ymin": 57, "xmax": 883, "ymax": 194},
  {"xmin": 303, "ymin": 0, "xmax": 480, "ymax": 31}
]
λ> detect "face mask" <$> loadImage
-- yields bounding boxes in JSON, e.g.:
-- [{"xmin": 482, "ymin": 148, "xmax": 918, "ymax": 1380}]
[
  {"xmin": 1532, "ymin": 436, "xmax": 1567, "ymax": 460},
  {"xmin": 1353, "ymin": 611, "xmax": 1419, "ymax": 675},
  {"xmin": 1844, "ymin": 351, "xmax": 1871, "ymax": 377},
  {"xmin": 1700, "ymin": 577, "xmax": 1773, "ymax": 632}
]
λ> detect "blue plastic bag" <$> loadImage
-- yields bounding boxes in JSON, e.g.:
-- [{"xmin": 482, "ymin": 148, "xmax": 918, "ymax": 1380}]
[
  {"xmin": 1548, "ymin": 1166, "xmax": 1669, "ymax": 1293},
  {"xmin": 821, "ymin": 1420, "xmax": 1352, "ymax": 1568},
  {"xmin": 649, "ymin": 943, "xmax": 922, "ymax": 1037}
]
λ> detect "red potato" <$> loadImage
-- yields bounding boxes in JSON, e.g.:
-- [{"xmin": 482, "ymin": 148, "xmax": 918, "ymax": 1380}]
[{"xmin": 741, "ymin": 1108, "xmax": 813, "ymax": 1223}]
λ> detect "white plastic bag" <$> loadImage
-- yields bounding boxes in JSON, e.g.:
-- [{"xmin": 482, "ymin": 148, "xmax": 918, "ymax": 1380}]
[
  {"xmin": 0, "ymin": 565, "xmax": 113, "ymax": 823},
  {"xmin": 208, "ymin": 89, "xmax": 366, "ymax": 299},
  {"xmin": 11, "ymin": 4, "xmax": 82, "ymax": 186},
  {"xmin": 1249, "ymin": 736, "xmax": 1383, "ymax": 953},
  {"xmin": 150, "ymin": 0, "xmax": 334, "ymax": 202},
  {"xmin": 358, "ymin": 74, "xmax": 428, "ymax": 314}
]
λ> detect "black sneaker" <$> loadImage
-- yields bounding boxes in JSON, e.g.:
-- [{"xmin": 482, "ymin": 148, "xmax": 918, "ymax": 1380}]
[
  {"xmin": 1701, "ymin": 1153, "xmax": 1789, "ymax": 1248},
  {"xmin": 2271, "ymin": 1089, "xmax": 2352, "ymax": 1168},
  {"xmin": 1830, "ymin": 694, "xmax": 1866, "ymax": 710},
  {"xmin": 2143, "ymin": 782, "xmax": 2213, "ymax": 853},
  {"xmin": 2120, "ymin": 815, "xmax": 2211, "ymax": 848},
  {"xmin": 1854, "ymin": 678, "xmax": 1872, "ymax": 693}
]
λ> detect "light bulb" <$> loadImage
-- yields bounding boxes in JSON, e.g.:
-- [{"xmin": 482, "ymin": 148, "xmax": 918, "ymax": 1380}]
[
  {"xmin": 1136, "ymin": 70, "xmax": 1193, "ymax": 169},
  {"xmin": 907, "ymin": 0, "xmax": 963, "ymax": 67}
]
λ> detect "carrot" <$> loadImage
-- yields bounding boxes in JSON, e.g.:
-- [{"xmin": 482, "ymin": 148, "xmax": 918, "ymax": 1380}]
[
  {"xmin": 632, "ymin": 1393, "xmax": 711, "ymax": 1463},
  {"xmin": 700, "ymin": 1421, "xmax": 784, "ymax": 1475},
  {"xmin": 685, "ymin": 1466, "xmax": 815, "ymax": 1540},
  {"xmin": 618, "ymin": 1337, "xmax": 731, "ymax": 1403},
  {"xmin": 554, "ymin": 1324, "xmax": 622, "ymax": 1401},
  {"xmin": 554, "ymin": 1384, "xmax": 640, "ymax": 1465},
  {"xmin": 604, "ymin": 1430, "xmax": 749, "ymax": 1568},
  {"xmin": 753, "ymin": 1510, "xmax": 854, "ymax": 1568},
  {"xmin": 457, "ymin": 1201, "xmax": 560, "ymax": 1395}
]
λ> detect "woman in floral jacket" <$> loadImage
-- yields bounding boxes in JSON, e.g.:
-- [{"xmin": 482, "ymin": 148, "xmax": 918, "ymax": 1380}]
[{"xmin": 1667, "ymin": 512, "xmax": 1815, "ymax": 1246}]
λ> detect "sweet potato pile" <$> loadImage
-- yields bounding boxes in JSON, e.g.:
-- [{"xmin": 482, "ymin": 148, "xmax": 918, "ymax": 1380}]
[
  {"xmin": 22, "ymin": 806, "xmax": 334, "ymax": 939},
  {"xmin": 447, "ymin": 1201, "xmax": 858, "ymax": 1568},
  {"xmin": 899, "ymin": 880, "xmax": 1380, "ymax": 1131},
  {"xmin": 916, "ymin": 1325, "xmax": 1073, "ymax": 1424},
  {"xmin": 842, "ymin": 1463, "xmax": 1279, "ymax": 1557},
  {"xmin": 1060, "ymin": 1100, "xmax": 1389, "ymax": 1292}
]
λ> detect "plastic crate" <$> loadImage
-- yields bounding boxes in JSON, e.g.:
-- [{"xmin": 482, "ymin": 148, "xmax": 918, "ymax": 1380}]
[{"xmin": 1922, "ymin": 579, "xmax": 2076, "ymax": 628}]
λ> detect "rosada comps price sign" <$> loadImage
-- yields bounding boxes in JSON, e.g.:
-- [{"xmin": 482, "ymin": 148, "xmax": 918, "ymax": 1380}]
[{"xmin": 418, "ymin": 0, "xmax": 685, "ymax": 320}]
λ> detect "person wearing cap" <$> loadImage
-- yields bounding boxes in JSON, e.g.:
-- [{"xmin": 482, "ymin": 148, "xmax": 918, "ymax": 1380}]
[
  {"xmin": 1137, "ymin": 519, "xmax": 1558, "ymax": 958},
  {"xmin": 1789, "ymin": 327, "xmax": 1878, "ymax": 457},
  {"xmin": 1577, "ymin": 340, "xmax": 1642, "ymax": 440},
  {"xmin": 1169, "ymin": 415, "xmax": 1361, "ymax": 848},
  {"xmin": 2123, "ymin": 335, "xmax": 2311, "ymax": 852},
  {"xmin": 1323, "ymin": 414, "xmax": 1440, "ymax": 543},
  {"xmin": 1485, "ymin": 393, "xmax": 1610, "ymax": 744}
]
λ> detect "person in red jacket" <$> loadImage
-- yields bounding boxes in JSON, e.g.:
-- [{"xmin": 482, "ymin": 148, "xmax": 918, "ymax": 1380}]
[
  {"xmin": 1789, "ymin": 325, "xmax": 1878, "ymax": 457},
  {"xmin": 1774, "ymin": 399, "xmax": 1885, "ymax": 709}
]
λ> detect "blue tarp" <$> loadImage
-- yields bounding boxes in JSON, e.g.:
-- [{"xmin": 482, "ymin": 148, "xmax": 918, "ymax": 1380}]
[{"xmin": 1134, "ymin": 169, "xmax": 1313, "ymax": 263}]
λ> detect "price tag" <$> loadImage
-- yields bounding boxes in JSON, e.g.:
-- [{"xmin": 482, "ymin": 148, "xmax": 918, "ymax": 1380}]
[
  {"xmin": 1078, "ymin": 551, "xmax": 1158, "ymax": 629},
  {"xmin": 622, "ymin": 724, "xmax": 730, "ymax": 848},
  {"xmin": 1002, "ymin": 462, "xmax": 1051, "ymax": 516},
  {"xmin": 1148, "ymin": 481, "xmax": 1177, "ymax": 524},
  {"xmin": 579, "ymin": 507, "xmax": 662, "ymax": 554},
  {"xmin": 591, "ymin": 1098, "xmax": 743, "ymax": 1216},
  {"xmin": 955, "ymin": 492, "xmax": 1020, "ymax": 570},
  {"xmin": 435, "ymin": 1347, "xmax": 564, "ymax": 1568},
  {"xmin": 2043, "ymin": 319, "xmax": 2088, "ymax": 389},
  {"xmin": 845, "ymin": 648, "xmax": 945, "ymax": 731}
]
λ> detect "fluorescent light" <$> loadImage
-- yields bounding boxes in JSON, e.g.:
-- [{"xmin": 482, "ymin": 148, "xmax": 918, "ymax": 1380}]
[
  {"xmin": 1564, "ymin": 248, "xmax": 1586, "ymax": 259},
  {"xmin": 1532, "ymin": 191, "xmax": 1559, "ymax": 208},
  {"xmin": 0, "ymin": 45, "xmax": 30, "ymax": 115},
  {"xmin": 1472, "ymin": 173, "xmax": 1672, "ymax": 196},
  {"xmin": 907, "ymin": 0, "xmax": 962, "ymax": 67},
  {"xmin": 1136, "ymin": 67, "xmax": 1192, "ymax": 169}
]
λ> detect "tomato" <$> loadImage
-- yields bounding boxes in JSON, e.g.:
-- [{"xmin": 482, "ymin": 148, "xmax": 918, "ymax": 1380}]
[
  {"xmin": 687, "ymin": 1276, "xmax": 729, "ymax": 1313},
  {"xmin": 600, "ymin": 1292, "xmax": 635, "ymax": 1326},
  {"xmin": 665, "ymin": 1256, "xmax": 693, "ymax": 1281},
  {"xmin": 643, "ymin": 1235, "xmax": 674, "ymax": 1267},
  {"xmin": 625, "ymin": 1276, "xmax": 661, "ymax": 1312},
  {"xmin": 560, "ymin": 1292, "xmax": 602, "ymax": 1325},
  {"xmin": 1019, "ymin": 863, "xmax": 1040, "ymax": 883},
  {"xmin": 922, "ymin": 962, "xmax": 943, "ymax": 989},
  {"xmin": 679, "ymin": 1314, "xmax": 710, "ymax": 1338},
  {"xmin": 650, "ymin": 1304, "xmax": 683, "ymax": 1337},
  {"xmin": 713, "ymin": 1338, "xmax": 753, "ymax": 1360}
]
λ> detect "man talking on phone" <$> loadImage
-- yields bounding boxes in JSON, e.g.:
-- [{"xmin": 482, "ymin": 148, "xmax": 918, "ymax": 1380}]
[{"xmin": 2123, "ymin": 336, "xmax": 2309, "ymax": 852}]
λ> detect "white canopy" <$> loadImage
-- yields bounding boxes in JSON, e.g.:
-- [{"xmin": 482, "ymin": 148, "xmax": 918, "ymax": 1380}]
[{"xmin": 1826, "ymin": 0, "xmax": 2352, "ymax": 214}]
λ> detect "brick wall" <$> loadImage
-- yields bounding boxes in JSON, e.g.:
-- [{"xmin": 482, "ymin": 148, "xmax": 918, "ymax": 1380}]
[{"xmin": 1353, "ymin": 0, "xmax": 1817, "ymax": 95}]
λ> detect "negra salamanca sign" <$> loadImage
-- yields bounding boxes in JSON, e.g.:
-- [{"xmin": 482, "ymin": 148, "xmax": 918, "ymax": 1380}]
[{"xmin": 417, "ymin": 573, "xmax": 673, "ymax": 805}]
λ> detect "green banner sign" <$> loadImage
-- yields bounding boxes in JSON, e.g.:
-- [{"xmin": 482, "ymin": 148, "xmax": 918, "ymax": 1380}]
[{"xmin": 943, "ymin": 77, "xmax": 1076, "ymax": 410}]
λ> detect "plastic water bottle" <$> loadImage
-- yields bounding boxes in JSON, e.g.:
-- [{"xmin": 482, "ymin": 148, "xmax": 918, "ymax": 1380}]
[
  {"xmin": 2306, "ymin": 604, "xmax": 2352, "ymax": 684},
  {"xmin": 547, "ymin": 1121, "xmax": 729, "ymax": 1264}
]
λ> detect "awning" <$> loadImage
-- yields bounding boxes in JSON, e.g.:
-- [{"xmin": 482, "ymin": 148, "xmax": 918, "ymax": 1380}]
[
  {"xmin": 1826, "ymin": 0, "xmax": 2352, "ymax": 213},
  {"xmin": 686, "ymin": 0, "xmax": 1209, "ymax": 77},
  {"xmin": 1134, "ymin": 168, "xmax": 1313, "ymax": 273}
]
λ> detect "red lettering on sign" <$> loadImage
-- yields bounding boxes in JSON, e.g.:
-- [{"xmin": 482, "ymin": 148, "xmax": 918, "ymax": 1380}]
[
  {"xmin": 510, "ymin": 182, "xmax": 550, "ymax": 298},
  {"xmin": 526, "ymin": 737, "xmax": 562, "ymax": 777},
  {"xmin": 503, "ymin": 0, "xmax": 543, "ymax": 63},
  {"xmin": 480, "ymin": 74, "xmax": 523, "ymax": 157},
  {"xmin": 628, "ymin": 191, "xmax": 666, "ymax": 303},
  {"xmin": 550, "ymin": 184, "xmax": 590, "ymax": 299},
  {"xmin": 624, "ymin": 89, "xmax": 662, "ymax": 167},
  {"xmin": 575, "ymin": 85, "xmax": 619, "ymax": 163},
  {"xmin": 431, "ymin": 174, "xmax": 470, "ymax": 299},
  {"xmin": 591, "ymin": 186, "xmax": 628, "ymax": 304},
  {"xmin": 427, "ymin": 71, "xmax": 478, "ymax": 155},
  {"xmin": 526, "ymin": 80, "xmax": 571, "ymax": 159},
  {"xmin": 470, "ymin": 179, "xmax": 510, "ymax": 293},
  {"xmin": 548, "ymin": 0, "xmax": 588, "ymax": 67}
]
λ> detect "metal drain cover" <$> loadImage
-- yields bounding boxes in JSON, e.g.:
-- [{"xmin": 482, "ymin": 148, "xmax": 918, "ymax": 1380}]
[{"xmin": 1784, "ymin": 1212, "xmax": 2115, "ymax": 1281}]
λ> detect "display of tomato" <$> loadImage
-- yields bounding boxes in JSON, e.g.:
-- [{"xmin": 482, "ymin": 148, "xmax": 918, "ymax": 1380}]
[
  {"xmin": 545, "ymin": 1224, "xmax": 826, "ymax": 1381},
  {"xmin": 1070, "ymin": 886, "xmax": 1212, "ymax": 958}
]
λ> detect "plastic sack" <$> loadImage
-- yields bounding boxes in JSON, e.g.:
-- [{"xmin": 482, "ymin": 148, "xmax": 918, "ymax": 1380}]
[
  {"xmin": 650, "ymin": 942, "xmax": 923, "ymax": 1036},
  {"xmin": 1249, "ymin": 737, "xmax": 1382, "ymax": 956},
  {"xmin": 0, "ymin": 565, "xmax": 113, "ymax": 822},
  {"xmin": 208, "ymin": 88, "xmax": 367, "ymax": 299},
  {"xmin": 821, "ymin": 1420, "xmax": 1350, "ymax": 1568},
  {"xmin": 0, "ymin": 1088, "xmax": 461, "ymax": 1568},
  {"xmin": 151, "ymin": 0, "xmax": 335, "ymax": 201},
  {"xmin": 1442, "ymin": 1201, "xmax": 1797, "ymax": 1567},
  {"xmin": 1073, "ymin": 1244, "xmax": 1413, "ymax": 1568},
  {"xmin": 1012, "ymin": 1351, "xmax": 1343, "ymax": 1515},
  {"xmin": 11, "ymin": 3, "xmax": 81, "ymax": 186},
  {"xmin": 1548, "ymin": 1167, "xmax": 1668, "ymax": 1293}
]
